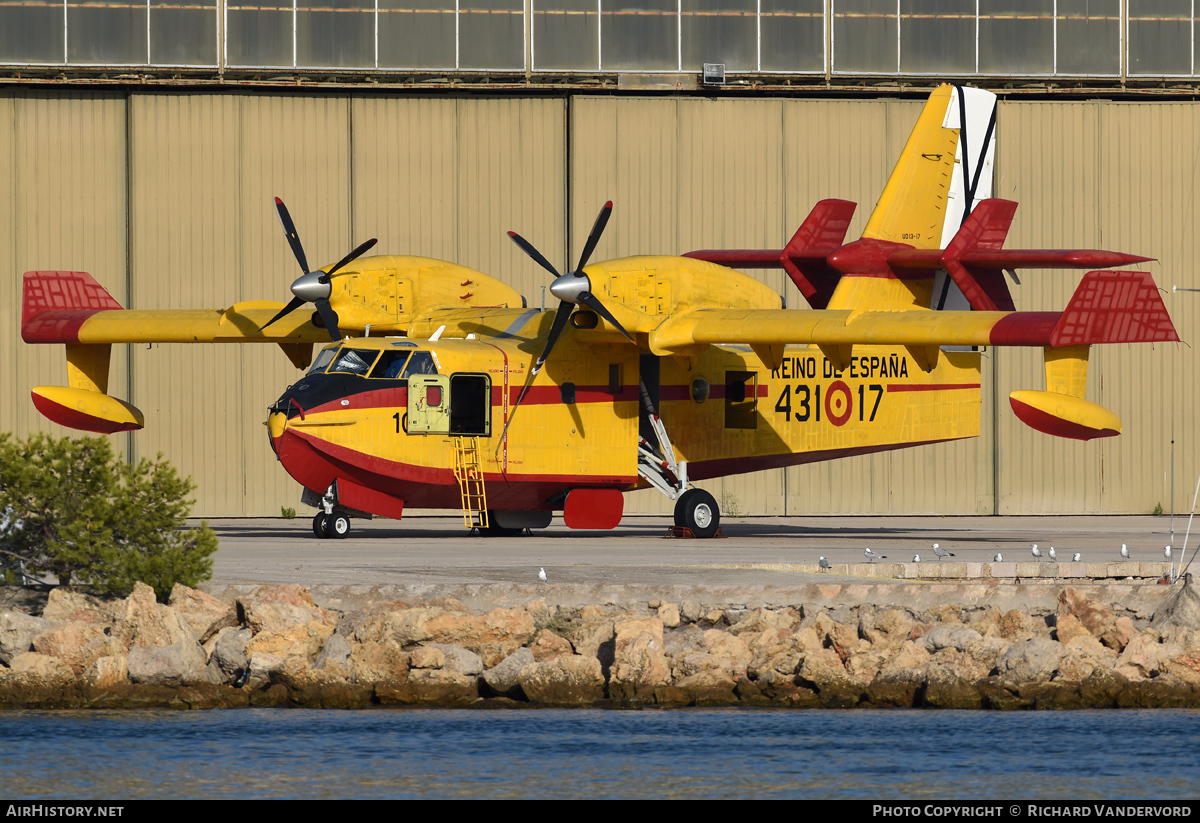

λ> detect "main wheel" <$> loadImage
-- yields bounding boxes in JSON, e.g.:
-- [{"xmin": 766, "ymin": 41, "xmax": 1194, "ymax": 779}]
[
  {"xmin": 328, "ymin": 511, "xmax": 352, "ymax": 539},
  {"xmin": 312, "ymin": 512, "xmax": 329, "ymax": 539},
  {"xmin": 679, "ymin": 489, "xmax": 719, "ymax": 538}
]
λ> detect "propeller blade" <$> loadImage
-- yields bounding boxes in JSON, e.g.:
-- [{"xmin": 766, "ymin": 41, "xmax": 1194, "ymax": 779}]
[
  {"xmin": 259, "ymin": 295, "xmax": 306, "ymax": 333},
  {"xmin": 326, "ymin": 237, "xmax": 379, "ymax": 279},
  {"xmin": 575, "ymin": 201, "xmax": 612, "ymax": 274},
  {"xmin": 274, "ymin": 197, "xmax": 309, "ymax": 274},
  {"xmin": 508, "ymin": 231, "xmax": 562, "ymax": 278},
  {"xmin": 535, "ymin": 299, "xmax": 575, "ymax": 370},
  {"xmin": 314, "ymin": 299, "xmax": 342, "ymax": 342},
  {"xmin": 577, "ymin": 291, "xmax": 634, "ymax": 343}
]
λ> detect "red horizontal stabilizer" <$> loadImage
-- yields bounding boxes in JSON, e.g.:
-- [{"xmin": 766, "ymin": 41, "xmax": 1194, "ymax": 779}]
[
  {"xmin": 940, "ymin": 199, "xmax": 1018, "ymax": 311},
  {"xmin": 683, "ymin": 199, "xmax": 855, "ymax": 309},
  {"xmin": 780, "ymin": 199, "xmax": 856, "ymax": 309},
  {"xmin": 22, "ymin": 271, "xmax": 124, "ymax": 344},
  {"xmin": 1051, "ymin": 270, "xmax": 1179, "ymax": 346}
]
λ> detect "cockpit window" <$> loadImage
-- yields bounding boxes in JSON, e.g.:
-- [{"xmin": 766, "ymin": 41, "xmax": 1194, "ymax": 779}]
[
  {"xmin": 307, "ymin": 348, "xmax": 337, "ymax": 375},
  {"xmin": 401, "ymin": 351, "xmax": 439, "ymax": 378},
  {"xmin": 329, "ymin": 348, "xmax": 379, "ymax": 376},
  {"xmin": 369, "ymin": 351, "xmax": 411, "ymax": 379}
]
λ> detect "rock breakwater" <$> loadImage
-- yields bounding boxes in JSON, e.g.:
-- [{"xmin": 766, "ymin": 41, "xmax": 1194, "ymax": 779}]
[{"xmin": 2, "ymin": 578, "xmax": 1199, "ymax": 709}]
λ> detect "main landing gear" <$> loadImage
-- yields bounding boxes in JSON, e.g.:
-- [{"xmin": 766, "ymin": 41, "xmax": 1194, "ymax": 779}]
[
  {"xmin": 636, "ymin": 376, "xmax": 721, "ymax": 538},
  {"xmin": 673, "ymin": 489, "xmax": 720, "ymax": 539},
  {"xmin": 313, "ymin": 510, "xmax": 352, "ymax": 539}
]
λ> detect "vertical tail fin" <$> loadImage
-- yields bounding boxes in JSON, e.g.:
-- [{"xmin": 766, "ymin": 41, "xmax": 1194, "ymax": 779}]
[{"xmin": 862, "ymin": 84, "xmax": 998, "ymax": 250}]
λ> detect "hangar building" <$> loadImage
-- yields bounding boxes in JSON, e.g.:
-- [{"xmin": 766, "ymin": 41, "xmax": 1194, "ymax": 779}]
[{"xmin": 2, "ymin": 2, "xmax": 1197, "ymax": 518}]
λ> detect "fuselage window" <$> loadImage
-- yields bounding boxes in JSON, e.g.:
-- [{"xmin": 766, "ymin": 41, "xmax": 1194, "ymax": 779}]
[
  {"xmin": 329, "ymin": 348, "xmax": 379, "ymax": 376},
  {"xmin": 401, "ymin": 352, "xmax": 438, "ymax": 378},
  {"xmin": 369, "ymin": 350, "xmax": 411, "ymax": 379},
  {"xmin": 308, "ymin": 347, "xmax": 337, "ymax": 374}
]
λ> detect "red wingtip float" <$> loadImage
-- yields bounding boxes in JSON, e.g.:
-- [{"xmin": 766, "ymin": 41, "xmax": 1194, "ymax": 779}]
[{"xmin": 20, "ymin": 84, "xmax": 1180, "ymax": 538}]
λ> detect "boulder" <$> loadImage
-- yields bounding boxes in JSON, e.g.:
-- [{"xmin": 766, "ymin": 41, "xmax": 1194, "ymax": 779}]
[
  {"xmin": 2, "ymin": 652, "xmax": 74, "ymax": 689},
  {"xmin": 209, "ymin": 627, "xmax": 253, "ymax": 680},
  {"xmin": 422, "ymin": 606, "xmax": 537, "ymax": 668},
  {"xmin": 679, "ymin": 601, "xmax": 703, "ymax": 624},
  {"xmin": 409, "ymin": 646, "xmax": 445, "ymax": 669},
  {"xmin": 1116, "ymin": 630, "xmax": 1168, "ymax": 679},
  {"xmin": 379, "ymin": 668, "xmax": 477, "ymax": 705},
  {"xmin": 1058, "ymin": 589, "xmax": 1124, "ymax": 649},
  {"xmin": 424, "ymin": 644, "xmax": 483, "ymax": 676},
  {"xmin": 314, "ymin": 633, "xmax": 352, "ymax": 671},
  {"xmin": 700, "ymin": 628, "xmax": 751, "ymax": 669},
  {"xmin": 518, "ymin": 655, "xmax": 605, "ymax": 705},
  {"xmin": 114, "ymin": 583, "xmax": 196, "ymax": 651},
  {"xmin": 671, "ymin": 668, "xmax": 738, "ymax": 706},
  {"xmin": 1053, "ymin": 613, "xmax": 1092, "ymax": 645},
  {"xmin": 728, "ymin": 608, "xmax": 798, "ymax": 636},
  {"xmin": 482, "ymin": 648, "xmax": 535, "ymax": 698},
  {"xmin": 348, "ymin": 640, "xmax": 409, "ymax": 687},
  {"xmin": 657, "ymin": 603, "xmax": 681, "ymax": 629},
  {"xmin": 0, "ymin": 610, "xmax": 55, "ymax": 665},
  {"xmin": 798, "ymin": 647, "xmax": 864, "ymax": 707},
  {"xmin": 861, "ymin": 609, "xmax": 914, "ymax": 649},
  {"xmin": 168, "ymin": 584, "xmax": 236, "ymax": 644},
  {"xmin": 609, "ymin": 631, "xmax": 672, "ymax": 699},
  {"xmin": 529, "ymin": 630, "xmax": 574, "ymax": 661},
  {"xmin": 996, "ymin": 637, "xmax": 1064, "ymax": 683},
  {"xmin": 127, "ymin": 639, "xmax": 208, "ymax": 687},
  {"xmin": 83, "ymin": 654, "xmax": 128, "ymax": 688},
  {"xmin": 922, "ymin": 625, "xmax": 984, "ymax": 653},
  {"xmin": 1152, "ymin": 575, "xmax": 1200, "ymax": 631},
  {"xmin": 32, "ymin": 621, "xmax": 116, "ymax": 675},
  {"xmin": 41, "ymin": 588, "xmax": 115, "ymax": 625},
  {"xmin": 238, "ymin": 585, "xmax": 338, "ymax": 661}
]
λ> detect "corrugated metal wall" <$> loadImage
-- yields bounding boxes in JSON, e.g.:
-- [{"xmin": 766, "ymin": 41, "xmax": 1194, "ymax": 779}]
[{"xmin": 2, "ymin": 89, "xmax": 1196, "ymax": 517}]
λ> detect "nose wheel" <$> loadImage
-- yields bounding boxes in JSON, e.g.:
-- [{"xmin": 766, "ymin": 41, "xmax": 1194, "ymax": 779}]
[
  {"xmin": 673, "ymin": 489, "xmax": 720, "ymax": 539},
  {"xmin": 313, "ymin": 510, "xmax": 352, "ymax": 539}
]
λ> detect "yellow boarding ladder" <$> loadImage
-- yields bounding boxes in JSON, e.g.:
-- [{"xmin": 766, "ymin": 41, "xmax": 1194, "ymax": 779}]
[{"xmin": 452, "ymin": 436, "xmax": 489, "ymax": 529}]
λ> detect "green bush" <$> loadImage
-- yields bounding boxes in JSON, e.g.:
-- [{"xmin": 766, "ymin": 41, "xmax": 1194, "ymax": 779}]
[{"xmin": 0, "ymin": 433, "xmax": 218, "ymax": 599}]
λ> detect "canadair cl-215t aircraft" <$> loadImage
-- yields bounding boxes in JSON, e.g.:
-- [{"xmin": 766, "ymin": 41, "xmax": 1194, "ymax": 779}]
[{"xmin": 21, "ymin": 84, "xmax": 1178, "ymax": 538}]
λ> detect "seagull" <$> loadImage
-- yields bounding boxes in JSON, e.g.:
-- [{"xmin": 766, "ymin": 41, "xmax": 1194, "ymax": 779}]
[
  {"xmin": 1121, "ymin": 544, "xmax": 1130, "ymax": 560},
  {"xmin": 1073, "ymin": 552, "xmax": 1081, "ymax": 562},
  {"xmin": 933, "ymin": 543, "xmax": 954, "ymax": 561},
  {"xmin": 538, "ymin": 567, "xmax": 547, "ymax": 582},
  {"xmin": 819, "ymin": 556, "xmax": 831, "ymax": 571},
  {"xmin": 913, "ymin": 554, "xmax": 921, "ymax": 563},
  {"xmin": 994, "ymin": 553, "xmax": 1004, "ymax": 562},
  {"xmin": 864, "ymin": 547, "xmax": 886, "ymax": 562},
  {"xmin": 1048, "ymin": 546, "xmax": 1057, "ymax": 561},
  {"xmin": 1032, "ymin": 543, "xmax": 1042, "ymax": 561},
  {"xmin": 1165, "ymin": 546, "xmax": 1173, "ymax": 560}
]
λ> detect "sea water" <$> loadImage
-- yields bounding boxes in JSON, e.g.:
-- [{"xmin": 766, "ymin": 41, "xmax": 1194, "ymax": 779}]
[{"xmin": 1, "ymin": 708, "xmax": 1197, "ymax": 799}]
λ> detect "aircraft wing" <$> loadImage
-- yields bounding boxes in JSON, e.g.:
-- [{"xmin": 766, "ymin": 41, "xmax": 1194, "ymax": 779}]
[
  {"xmin": 649, "ymin": 270, "xmax": 1178, "ymax": 358},
  {"xmin": 21, "ymin": 271, "xmax": 327, "ymax": 345}
]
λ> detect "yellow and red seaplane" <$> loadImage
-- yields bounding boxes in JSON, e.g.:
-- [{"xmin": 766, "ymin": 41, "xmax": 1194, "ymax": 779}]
[{"xmin": 21, "ymin": 84, "xmax": 1178, "ymax": 538}]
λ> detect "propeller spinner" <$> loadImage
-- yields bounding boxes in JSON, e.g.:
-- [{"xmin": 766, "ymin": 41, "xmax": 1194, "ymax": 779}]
[
  {"xmin": 260, "ymin": 197, "xmax": 377, "ymax": 342},
  {"xmin": 502, "ymin": 201, "xmax": 635, "ymax": 437}
]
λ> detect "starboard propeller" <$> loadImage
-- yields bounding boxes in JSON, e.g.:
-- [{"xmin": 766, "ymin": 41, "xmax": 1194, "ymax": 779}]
[
  {"xmin": 501, "ymin": 202, "xmax": 635, "ymax": 437},
  {"xmin": 259, "ymin": 197, "xmax": 377, "ymax": 342}
]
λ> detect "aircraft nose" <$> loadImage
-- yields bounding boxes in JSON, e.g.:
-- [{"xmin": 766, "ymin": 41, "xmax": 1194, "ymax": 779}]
[{"xmin": 267, "ymin": 410, "xmax": 288, "ymax": 441}]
